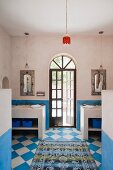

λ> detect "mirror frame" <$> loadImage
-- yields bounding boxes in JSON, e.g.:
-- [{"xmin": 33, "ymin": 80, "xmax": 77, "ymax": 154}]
[
  {"xmin": 20, "ymin": 70, "xmax": 35, "ymax": 96},
  {"xmin": 91, "ymin": 69, "xmax": 106, "ymax": 95}
]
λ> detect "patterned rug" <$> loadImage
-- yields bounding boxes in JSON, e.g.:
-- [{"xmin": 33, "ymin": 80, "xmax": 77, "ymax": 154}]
[{"xmin": 30, "ymin": 140, "xmax": 97, "ymax": 170}]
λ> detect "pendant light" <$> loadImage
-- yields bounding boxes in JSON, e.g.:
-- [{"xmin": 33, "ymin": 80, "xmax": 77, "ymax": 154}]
[
  {"xmin": 24, "ymin": 32, "xmax": 29, "ymax": 69},
  {"xmin": 63, "ymin": 0, "xmax": 71, "ymax": 44},
  {"xmin": 99, "ymin": 31, "xmax": 104, "ymax": 70}
]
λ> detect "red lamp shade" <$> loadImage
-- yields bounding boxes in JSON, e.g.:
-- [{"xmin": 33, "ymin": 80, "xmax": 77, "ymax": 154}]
[{"xmin": 63, "ymin": 35, "xmax": 71, "ymax": 44}]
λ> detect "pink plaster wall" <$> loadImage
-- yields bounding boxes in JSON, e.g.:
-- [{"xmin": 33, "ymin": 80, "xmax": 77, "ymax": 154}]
[
  {"xmin": 0, "ymin": 26, "xmax": 11, "ymax": 88},
  {"xmin": 11, "ymin": 34, "xmax": 113, "ymax": 100}
]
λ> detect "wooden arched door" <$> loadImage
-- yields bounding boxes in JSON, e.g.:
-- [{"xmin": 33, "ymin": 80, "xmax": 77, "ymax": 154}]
[{"xmin": 49, "ymin": 55, "xmax": 76, "ymax": 127}]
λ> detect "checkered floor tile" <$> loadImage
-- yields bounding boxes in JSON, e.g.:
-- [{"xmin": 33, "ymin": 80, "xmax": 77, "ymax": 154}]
[{"xmin": 12, "ymin": 128, "xmax": 102, "ymax": 170}]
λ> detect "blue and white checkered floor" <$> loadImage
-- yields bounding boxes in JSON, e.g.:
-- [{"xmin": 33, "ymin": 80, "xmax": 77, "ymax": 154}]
[{"xmin": 12, "ymin": 128, "xmax": 102, "ymax": 170}]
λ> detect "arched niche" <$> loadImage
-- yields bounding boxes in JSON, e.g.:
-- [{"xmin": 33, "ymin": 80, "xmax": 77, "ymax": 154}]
[{"xmin": 2, "ymin": 76, "xmax": 9, "ymax": 89}]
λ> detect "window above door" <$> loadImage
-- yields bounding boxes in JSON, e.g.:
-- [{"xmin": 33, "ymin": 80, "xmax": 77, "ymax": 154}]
[{"xmin": 50, "ymin": 56, "xmax": 75, "ymax": 69}]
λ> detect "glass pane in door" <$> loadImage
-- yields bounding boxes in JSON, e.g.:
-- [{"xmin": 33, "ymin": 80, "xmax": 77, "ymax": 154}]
[
  {"xmin": 52, "ymin": 109, "xmax": 56, "ymax": 117},
  {"xmin": 57, "ymin": 101, "xmax": 62, "ymax": 108},
  {"xmin": 57, "ymin": 90, "xmax": 61, "ymax": 98},
  {"xmin": 57, "ymin": 81, "xmax": 61, "ymax": 89},
  {"xmin": 63, "ymin": 71, "xmax": 74, "ymax": 126},
  {"xmin": 52, "ymin": 90, "xmax": 56, "ymax": 98}
]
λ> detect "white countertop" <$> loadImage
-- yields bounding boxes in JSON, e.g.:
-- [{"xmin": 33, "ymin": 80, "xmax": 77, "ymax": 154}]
[
  {"xmin": 82, "ymin": 105, "xmax": 101, "ymax": 109},
  {"xmin": 12, "ymin": 104, "xmax": 43, "ymax": 109}
]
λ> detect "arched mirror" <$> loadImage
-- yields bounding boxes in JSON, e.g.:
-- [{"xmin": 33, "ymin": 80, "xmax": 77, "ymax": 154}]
[
  {"xmin": 91, "ymin": 69, "xmax": 106, "ymax": 95},
  {"xmin": 20, "ymin": 70, "xmax": 35, "ymax": 96},
  {"xmin": 24, "ymin": 74, "xmax": 32, "ymax": 93},
  {"xmin": 2, "ymin": 76, "xmax": 9, "ymax": 89}
]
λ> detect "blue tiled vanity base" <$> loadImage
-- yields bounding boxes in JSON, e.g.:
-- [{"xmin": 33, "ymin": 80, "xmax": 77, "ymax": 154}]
[
  {"xmin": 76, "ymin": 100, "xmax": 101, "ymax": 130},
  {"xmin": 12, "ymin": 100, "xmax": 49, "ymax": 129}
]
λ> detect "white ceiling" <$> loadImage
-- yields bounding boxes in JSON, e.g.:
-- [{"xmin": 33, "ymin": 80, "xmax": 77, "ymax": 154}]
[{"xmin": 0, "ymin": 0, "xmax": 113, "ymax": 36}]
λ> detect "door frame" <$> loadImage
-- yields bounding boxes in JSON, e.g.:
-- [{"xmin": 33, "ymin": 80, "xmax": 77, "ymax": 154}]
[{"xmin": 49, "ymin": 68, "xmax": 76, "ymax": 128}]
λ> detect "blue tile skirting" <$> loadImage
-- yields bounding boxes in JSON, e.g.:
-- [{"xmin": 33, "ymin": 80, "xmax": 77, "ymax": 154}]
[
  {"xmin": 12, "ymin": 100, "xmax": 49, "ymax": 129},
  {"xmin": 102, "ymin": 131, "xmax": 113, "ymax": 170},
  {"xmin": 0, "ymin": 129, "xmax": 12, "ymax": 170},
  {"xmin": 76, "ymin": 100, "xmax": 101, "ymax": 130}
]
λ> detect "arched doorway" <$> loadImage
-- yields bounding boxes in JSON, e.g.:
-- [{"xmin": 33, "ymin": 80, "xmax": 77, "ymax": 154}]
[{"xmin": 49, "ymin": 54, "xmax": 76, "ymax": 127}]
